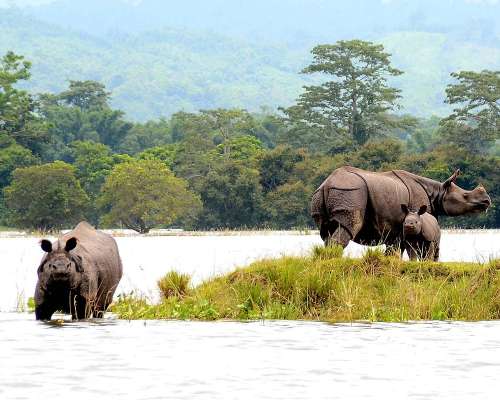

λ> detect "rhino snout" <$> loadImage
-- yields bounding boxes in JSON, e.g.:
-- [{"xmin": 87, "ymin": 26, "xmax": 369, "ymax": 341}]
[{"xmin": 48, "ymin": 262, "xmax": 71, "ymax": 279}]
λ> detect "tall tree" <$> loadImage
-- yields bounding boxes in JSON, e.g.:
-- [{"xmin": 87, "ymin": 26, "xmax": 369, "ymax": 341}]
[
  {"xmin": 283, "ymin": 40, "xmax": 405, "ymax": 147},
  {"xmin": 0, "ymin": 51, "xmax": 48, "ymax": 153},
  {"xmin": 57, "ymin": 80, "xmax": 111, "ymax": 110},
  {"xmin": 440, "ymin": 70, "xmax": 499, "ymax": 153}
]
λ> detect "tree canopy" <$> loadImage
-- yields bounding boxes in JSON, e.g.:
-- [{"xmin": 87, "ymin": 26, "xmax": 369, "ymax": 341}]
[
  {"xmin": 3, "ymin": 161, "xmax": 89, "ymax": 231},
  {"xmin": 98, "ymin": 159, "xmax": 202, "ymax": 233}
]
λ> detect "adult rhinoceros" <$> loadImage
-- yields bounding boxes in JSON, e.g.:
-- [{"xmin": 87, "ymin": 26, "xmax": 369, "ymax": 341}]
[
  {"xmin": 311, "ymin": 166, "xmax": 491, "ymax": 249},
  {"xmin": 35, "ymin": 221, "xmax": 123, "ymax": 320}
]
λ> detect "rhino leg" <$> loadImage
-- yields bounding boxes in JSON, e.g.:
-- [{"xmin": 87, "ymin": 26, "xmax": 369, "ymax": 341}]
[
  {"xmin": 433, "ymin": 244, "xmax": 440, "ymax": 262},
  {"xmin": 35, "ymin": 303, "xmax": 56, "ymax": 321},
  {"xmin": 325, "ymin": 224, "xmax": 352, "ymax": 248}
]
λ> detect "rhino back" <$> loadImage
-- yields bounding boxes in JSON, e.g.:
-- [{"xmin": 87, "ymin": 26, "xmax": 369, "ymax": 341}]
[
  {"xmin": 420, "ymin": 213, "xmax": 441, "ymax": 242},
  {"xmin": 61, "ymin": 222, "xmax": 123, "ymax": 302}
]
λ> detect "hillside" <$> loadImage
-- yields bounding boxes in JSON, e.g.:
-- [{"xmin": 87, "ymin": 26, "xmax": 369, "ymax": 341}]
[{"xmin": 0, "ymin": 4, "xmax": 499, "ymax": 121}]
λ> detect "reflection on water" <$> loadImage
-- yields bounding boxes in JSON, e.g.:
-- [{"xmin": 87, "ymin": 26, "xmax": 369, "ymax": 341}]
[
  {"xmin": 1, "ymin": 230, "xmax": 499, "ymax": 312},
  {"xmin": 1, "ymin": 313, "xmax": 500, "ymax": 399}
]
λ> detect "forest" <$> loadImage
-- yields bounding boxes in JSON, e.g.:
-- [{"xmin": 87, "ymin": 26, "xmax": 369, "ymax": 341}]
[{"xmin": 0, "ymin": 40, "xmax": 499, "ymax": 232}]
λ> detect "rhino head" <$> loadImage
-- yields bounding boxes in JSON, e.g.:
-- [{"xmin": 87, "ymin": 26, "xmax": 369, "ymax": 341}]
[
  {"xmin": 38, "ymin": 237, "xmax": 83, "ymax": 289},
  {"xmin": 401, "ymin": 204, "xmax": 427, "ymax": 236},
  {"xmin": 440, "ymin": 169, "xmax": 491, "ymax": 216}
]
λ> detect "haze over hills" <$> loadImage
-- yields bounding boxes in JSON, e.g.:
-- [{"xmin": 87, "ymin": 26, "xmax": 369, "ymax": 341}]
[{"xmin": 0, "ymin": 0, "xmax": 499, "ymax": 120}]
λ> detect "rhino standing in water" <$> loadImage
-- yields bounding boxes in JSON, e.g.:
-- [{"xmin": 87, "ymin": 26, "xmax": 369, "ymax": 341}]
[
  {"xmin": 311, "ymin": 166, "xmax": 491, "ymax": 250},
  {"xmin": 35, "ymin": 221, "xmax": 123, "ymax": 320}
]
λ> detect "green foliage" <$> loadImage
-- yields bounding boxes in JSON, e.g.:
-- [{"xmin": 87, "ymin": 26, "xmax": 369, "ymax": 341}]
[
  {"xmin": 263, "ymin": 182, "xmax": 311, "ymax": 228},
  {"xmin": 351, "ymin": 138, "xmax": 404, "ymax": 171},
  {"xmin": 259, "ymin": 146, "xmax": 306, "ymax": 192},
  {"xmin": 137, "ymin": 144, "xmax": 177, "ymax": 169},
  {"xmin": 197, "ymin": 160, "xmax": 262, "ymax": 228},
  {"xmin": 0, "ymin": 133, "xmax": 39, "ymax": 188},
  {"xmin": 0, "ymin": 48, "xmax": 498, "ymax": 230},
  {"xmin": 0, "ymin": 51, "xmax": 48, "ymax": 153},
  {"xmin": 98, "ymin": 159, "xmax": 202, "ymax": 233},
  {"xmin": 440, "ymin": 70, "xmax": 499, "ymax": 154},
  {"xmin": 3, "ymin": 161, "xmax": 89, "ymax": 231},
  {"xmin": 215, "ymin": 135, "xmax": 264, "ymax": 162}
]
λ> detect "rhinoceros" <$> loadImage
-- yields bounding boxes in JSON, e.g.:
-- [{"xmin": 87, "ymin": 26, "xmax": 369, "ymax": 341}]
[
  {"xmin": 401, "ymin": 204, "xmax": 441, "ymax": 261},
  {"xmin": 311, "ymin": 166, "xmax": 491, "ymax": 250},
  {"xmin": 34, "ymin": 221, "xmax": 123, "ymax": 320}
]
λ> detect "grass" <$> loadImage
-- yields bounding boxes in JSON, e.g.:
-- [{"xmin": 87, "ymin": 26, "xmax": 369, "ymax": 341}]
[{"xmin": 112, "ymin": 245, "xmax": 500, "ymax": 322}]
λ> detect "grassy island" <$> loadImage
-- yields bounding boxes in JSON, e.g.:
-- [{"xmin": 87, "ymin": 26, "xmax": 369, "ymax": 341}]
[{"xmin": 112, "ymin": 246, "xmax": 500, "ymax": 322}]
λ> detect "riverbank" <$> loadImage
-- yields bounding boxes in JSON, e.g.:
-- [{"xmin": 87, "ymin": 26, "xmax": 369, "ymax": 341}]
[{"xmin": 112, "ymin": 246, "xmax": 500, "ymax": 323}]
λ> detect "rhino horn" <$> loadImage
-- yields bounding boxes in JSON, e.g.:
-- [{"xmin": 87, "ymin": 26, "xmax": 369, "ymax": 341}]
[{"xmin": 443, "ymin": 168, "xmax": 460, "ymax": 188}]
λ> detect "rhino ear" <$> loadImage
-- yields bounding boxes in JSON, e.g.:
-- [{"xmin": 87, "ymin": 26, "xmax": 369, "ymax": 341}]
[
  {"xmin": 401, "ymin": 204, "xmax": 409, "ymax": 214},
  {"xmin": 65, "ymin": 237, "xmax": 78, "ymax": 252},
  {"xmin": 40, "ymin": 240, "xmax": 52, "ymax": 253},
  {"xmin": 418, "ymin": 205, "xmax": 427, "ymax": 215},
  {"xmin": 443, "ymin": 169, "xmax": 460, "ymax": 189}
]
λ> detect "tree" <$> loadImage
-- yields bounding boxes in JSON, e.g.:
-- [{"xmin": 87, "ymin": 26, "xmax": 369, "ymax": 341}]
[
  {"xmin": 4, "ymin": 161, "xmax": 89, "ymax": 231},
  {"xmin": 282, "ymin": 40, "xmax": 405, "ymax": 147},
  {"xmin": 440, "ymin": 70, "xmax": 499, "ymax": 153},
  {"xmin": 98, "ymin": 159, "xmax": 201, "ymax": 233},
  {"xmin": 0, "ymin": 133, "xmax": 39, "ymax": 189},
  {"xmin": 215, "ymin": 135, "xmax": 264, "ymax": 163},
  {"xmin": 200, "ymin": 109, "xmax": 253, "ymax": 158},
  {"xmin": 0, "ymin": 51, "xmax": 48, "ymax": 154},
  {"xmin": 351, "ymin": 138, "xmax": 404, "ymax": 171},
  {"xmin": 138, "ymin": 144, "xmax": 178, "ymax": 169},
  {"xmin": 119, "ymin": 119, "xmax": 172, "ymax": 154},
  {"xmin": 263, "ymin": 182, "xmax": 311, "ymax": 229},
  {"xmin": 38, "ymin": 81, "xmax": 132, "ymax": 157},
  {"xmin": 197, "ymin": 160, "xmax": 262, "ymax": 228},
  {"xmin": 57, "ymin": 80, "xmax": 111, "ymax": 111},
  {"xmin": 69, "ymin": 141, "xmax": 132, "ymax": 224},
  {"xmin": 259, "ymin": 146, "xmax": 306, "ymax": 193}
]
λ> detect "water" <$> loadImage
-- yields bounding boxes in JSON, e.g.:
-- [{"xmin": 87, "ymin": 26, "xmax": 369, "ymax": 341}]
[
  {"xmin": 1, "ymin": 313, "xmax": 500, "ymax": 399},
  {"xmin": 1, "ymin": 230, "xmax": 500, "ymax": 399},
  {"xmin": 1, "ymin": 230, "xmax": 499, "ymax": 311}
]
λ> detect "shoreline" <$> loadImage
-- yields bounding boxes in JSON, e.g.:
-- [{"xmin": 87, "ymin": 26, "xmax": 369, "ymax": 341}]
[{"xmin": 1, "ymin": 228, "xmax": 499, "ymax": 238}]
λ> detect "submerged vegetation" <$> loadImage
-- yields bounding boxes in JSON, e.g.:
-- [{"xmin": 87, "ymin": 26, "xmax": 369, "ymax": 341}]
[{"xmin": 112, "ymin": 246, "xmax": 500, "ymax": 323}]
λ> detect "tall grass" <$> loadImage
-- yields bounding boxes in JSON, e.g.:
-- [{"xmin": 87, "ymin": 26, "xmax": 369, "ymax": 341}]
[{"xmin": 112, "ymin": 249, "xmax": 500, "ymax": 322}]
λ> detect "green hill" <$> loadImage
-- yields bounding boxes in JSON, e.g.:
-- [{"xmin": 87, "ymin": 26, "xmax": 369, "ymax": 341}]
[{"xmin": 1, "ymin": 9, "xmax": 498, "ymax": 121}]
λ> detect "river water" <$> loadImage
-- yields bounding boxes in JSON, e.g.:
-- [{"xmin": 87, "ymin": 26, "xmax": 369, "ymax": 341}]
[
  {"xmin": 1, "ymin": 230, "xmax": 500, "ymax": 399},
  {"xmin": 1, "ymin": 314, "xmax": 500, "ymax": 399}
]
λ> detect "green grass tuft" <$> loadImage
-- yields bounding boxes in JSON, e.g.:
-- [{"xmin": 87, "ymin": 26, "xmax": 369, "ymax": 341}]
[
  {"xmin": 157, "ymin": 271, "xmax": 191, "ymax": 299},
  {"xmin": 311, "ymin": 244, "xmax": 344, "ymax": 260}
]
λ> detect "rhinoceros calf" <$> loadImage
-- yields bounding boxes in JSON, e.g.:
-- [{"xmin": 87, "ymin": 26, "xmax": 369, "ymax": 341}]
[
  {"xmin": 34, "ymin": 221, "xmax": 123, "ymax": 320},
  {"xmin": 401, "ymin": 204, "xmax": 441, "ymax": 261}
]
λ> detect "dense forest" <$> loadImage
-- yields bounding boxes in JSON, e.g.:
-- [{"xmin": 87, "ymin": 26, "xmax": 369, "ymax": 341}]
[
  {"xmin": 1, "ymin": 39, "xmax": 498, "ymax": 231},
  {"xmin": 0, "ymin": 1, "xmax": 499, "ymax": 120}
]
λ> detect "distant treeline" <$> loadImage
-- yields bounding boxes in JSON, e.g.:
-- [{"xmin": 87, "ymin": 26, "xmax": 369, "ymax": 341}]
[{"xmin": 0, "ymin": 40, "xmax": 498, "ymax": 232}]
